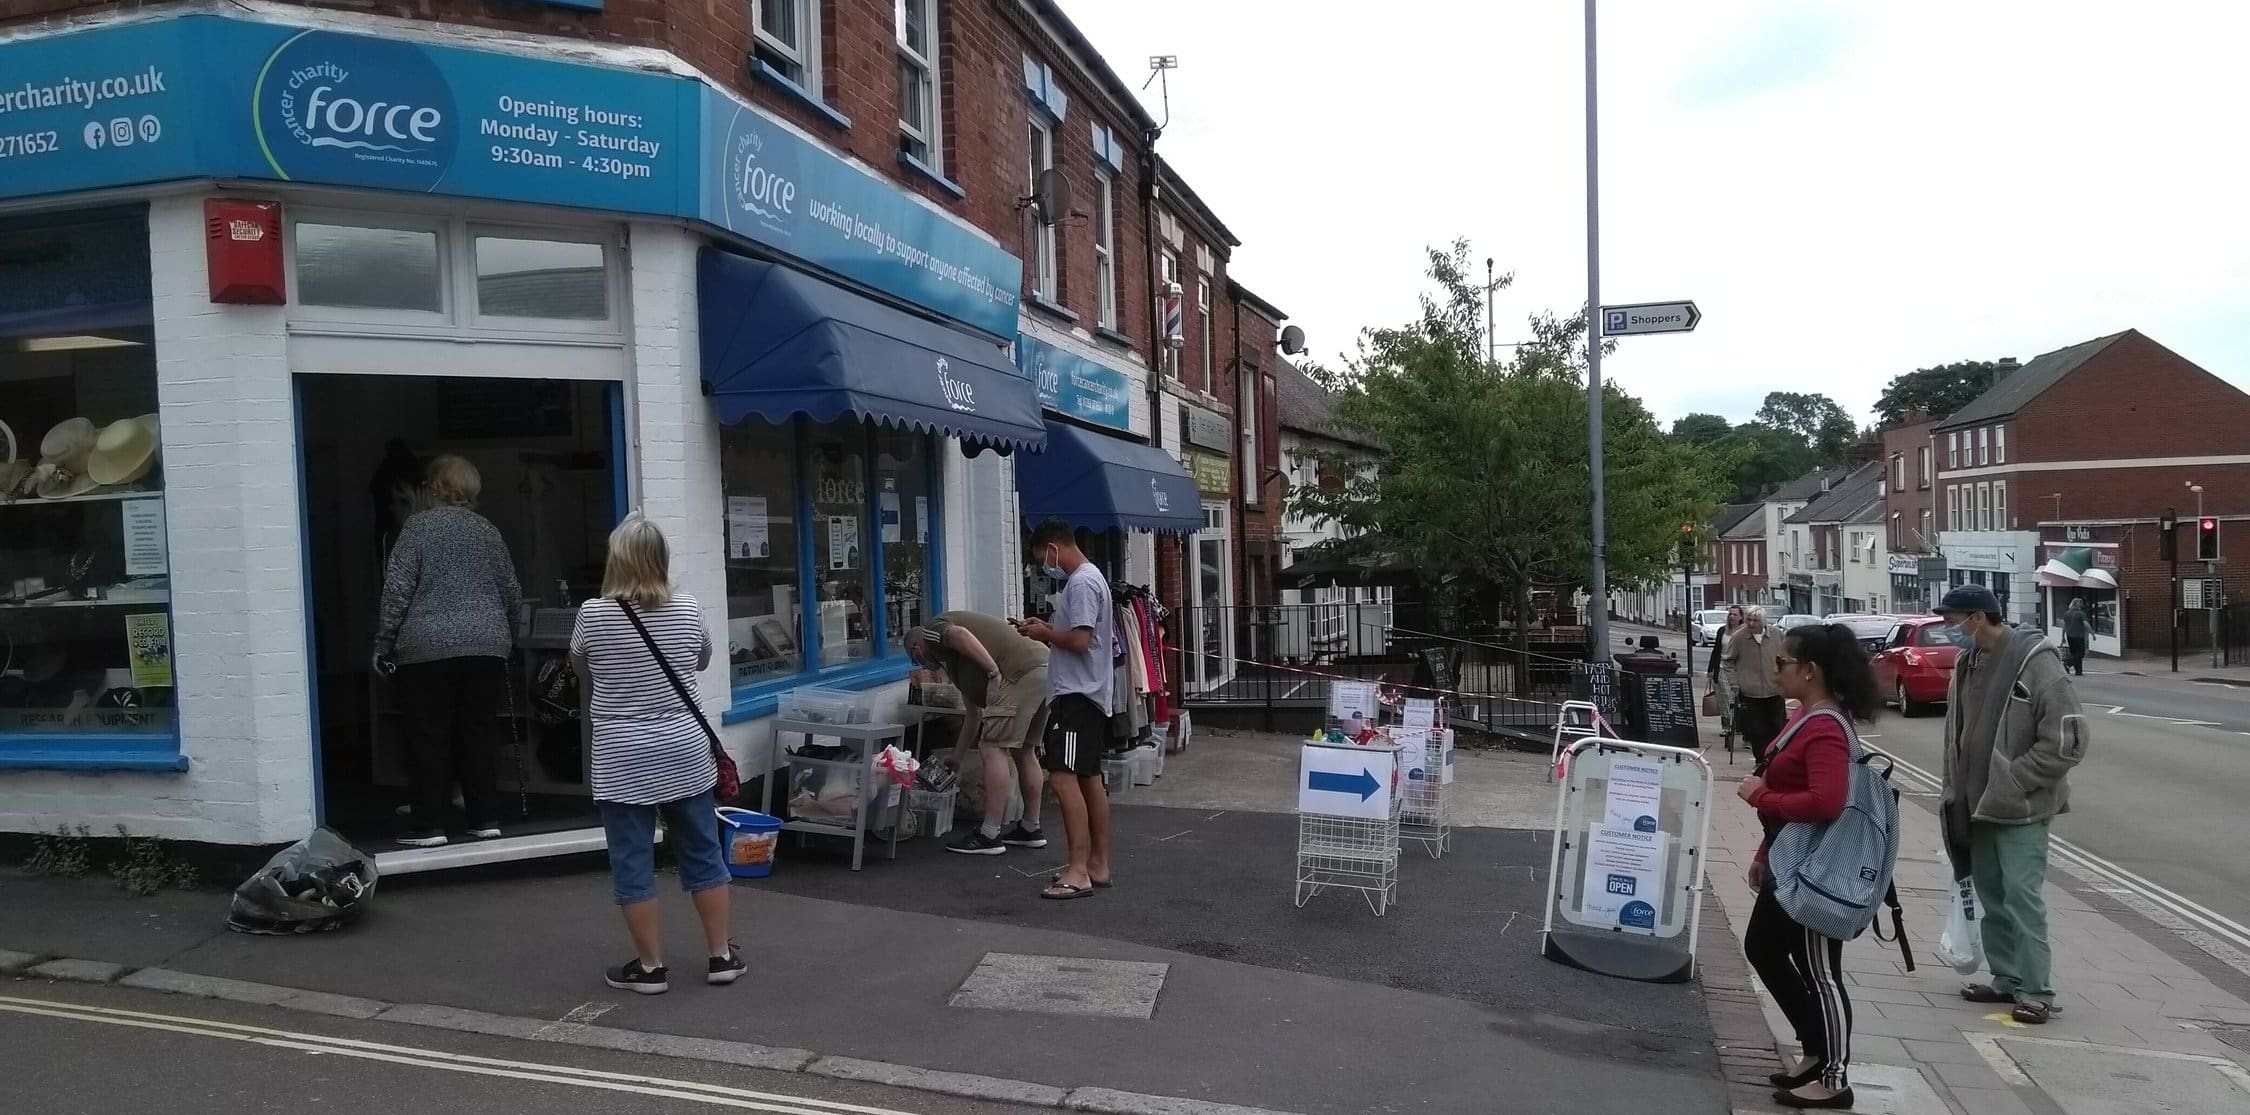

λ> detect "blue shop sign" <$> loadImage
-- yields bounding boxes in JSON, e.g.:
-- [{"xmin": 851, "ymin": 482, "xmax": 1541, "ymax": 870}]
[
  {"xmin": 0, "ymin": 15, "xmax": 1021, "ymax": 338},
  {"xmin": 1017, "ymin": 334, "xmax": 1133, "ymax": 432},
  {"xmin": 697, "ymin": 88, "xmax": 1019, "ymax": 340}
]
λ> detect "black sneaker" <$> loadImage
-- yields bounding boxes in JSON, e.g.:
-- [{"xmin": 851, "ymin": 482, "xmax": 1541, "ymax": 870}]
[
  {"xmin": 947, "ymin": 828, "xmax": 1007, "ymax": 855},
  {"xmin": 708, "ymin": 945, "xmax": 747, "ymax": 986},
  {"xmin": 1000, "ymin": 823, "xmax": 1049, "ymax": 849},
  {"xmin": 397, "ymin": 830, "xmax": 447, "ymax": 848},
  {"xmin": 605, "ymin": 959, "xmax": 669, "ymax": 995}
]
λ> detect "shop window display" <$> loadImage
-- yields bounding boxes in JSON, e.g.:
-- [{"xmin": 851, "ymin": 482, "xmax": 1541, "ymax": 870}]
[
  {"xmin": 0, "ymin": 209, "xmax": 175, "ymax": 748},
  {"xmin": 720, "ymin": 417, "xmax": 944, "ymax": 706}
]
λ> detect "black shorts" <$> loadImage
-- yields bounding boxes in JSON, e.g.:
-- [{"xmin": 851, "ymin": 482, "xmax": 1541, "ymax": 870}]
[{"xmin": 1041, "ymin": 694, "xmax": 1109, "ymax": 778}]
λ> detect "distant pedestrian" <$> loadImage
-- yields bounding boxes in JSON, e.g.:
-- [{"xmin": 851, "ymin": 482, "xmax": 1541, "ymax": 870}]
[
  {"xmin": 1712, "ymin": 606, "xmax": 1748, "ymax": 735},
  {"xmin": 1015, "ymin": 519, "xmax": 1115, "ymax": 899},
  {"xmin": 372, "ymin": 455, "xmax": 522, "ymax": 848},
  {"xmin": 572, "ymin": 514, "xmax": 743, "ymax": 995},
  {"xmin": 1736, "ymin": 622, "xmax": 1884, "ymax": 1110},
  {"xmin": 1726, "ymin": 608, "xmax": 1789, "ymax": 763},
  {"xmin": 2061, "ymin": 599, "xmax": 2089, "ymax": 676},
  {"xmin": 1936, "ymin": 584, "xmax": 2088, "ymax": 1025}
]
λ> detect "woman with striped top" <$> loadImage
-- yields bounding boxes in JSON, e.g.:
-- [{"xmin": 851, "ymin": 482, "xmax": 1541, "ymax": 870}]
[{"xmin": 570, "ymin": 514, "xmax": 743, "ymax": 995}]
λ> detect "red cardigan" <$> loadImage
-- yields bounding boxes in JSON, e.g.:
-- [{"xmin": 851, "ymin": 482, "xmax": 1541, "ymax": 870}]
[{"xmin": 1749, "ymin": 707, "xmax": 1852, "ymax": 870}]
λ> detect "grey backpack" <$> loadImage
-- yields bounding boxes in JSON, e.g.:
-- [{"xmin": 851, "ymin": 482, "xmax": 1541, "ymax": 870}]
[{"xmin": 1766, "ymin": 708, "xmax": 1904, "ymax": 943}]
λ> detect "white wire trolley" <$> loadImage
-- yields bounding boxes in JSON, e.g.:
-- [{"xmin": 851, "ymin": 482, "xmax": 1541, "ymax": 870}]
[
  {"xmin": 1294, "ymin": 741, "xmax": 1402, "ymax": 916},
  {"xmin": 1397, "ymin": 726, "xmax": 1451, "ymax": 859}
]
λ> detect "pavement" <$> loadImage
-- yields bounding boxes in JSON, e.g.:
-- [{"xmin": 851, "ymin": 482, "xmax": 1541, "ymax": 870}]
[{"xmin": 0, "ymin": 732, "xmax": 1732, "ymax": 1115}]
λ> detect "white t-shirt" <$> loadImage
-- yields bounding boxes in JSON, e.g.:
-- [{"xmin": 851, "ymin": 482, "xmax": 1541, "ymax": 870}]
[
  {"xmin": 1047, "ymin": 562, "xmax": 1114, "ymax": 714},
  {"xmin": 570, "ymin": 594, "xmax": 717, "ymax": 805}
]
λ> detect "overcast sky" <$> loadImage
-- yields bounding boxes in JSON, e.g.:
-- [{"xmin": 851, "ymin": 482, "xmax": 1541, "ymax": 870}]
[{"xmin": 1056, "ymin": 1, "xmax": 2250, "ymax": 428}]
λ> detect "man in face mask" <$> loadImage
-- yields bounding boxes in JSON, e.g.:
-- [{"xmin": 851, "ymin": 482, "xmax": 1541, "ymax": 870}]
[
  {"xmin": 1014, "ymin": 519, "xmax": 1115, "ymax": 899},
  {"xmin": 1936, "ymin": 584, "xmax": 2088, "ymax": 1025}
]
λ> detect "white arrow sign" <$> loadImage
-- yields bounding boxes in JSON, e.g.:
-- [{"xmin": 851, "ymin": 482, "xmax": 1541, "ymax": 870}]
[{"xmin": 1601, "ymin": 301, "xmax": 1701, "ymax": 337}]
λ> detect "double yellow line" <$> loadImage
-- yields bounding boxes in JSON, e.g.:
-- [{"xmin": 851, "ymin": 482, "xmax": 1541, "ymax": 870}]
[{"xmin": 0, "ymin": 993, "xmax": 921, "ymax": 1115}]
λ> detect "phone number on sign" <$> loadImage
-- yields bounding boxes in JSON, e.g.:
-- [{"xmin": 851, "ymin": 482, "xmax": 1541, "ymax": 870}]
[{"xmin": 0, "ymin": 131, "xmax": 61, "ymax": 158}]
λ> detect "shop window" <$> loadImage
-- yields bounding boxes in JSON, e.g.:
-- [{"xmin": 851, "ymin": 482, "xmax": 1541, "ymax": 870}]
[
  {"xmin": 0, "ymin": 208, "xmax": 179, "ymax": 766},
  {"xmin": 296, "ymin": 221, "xmax": 445, "ymax": 315},
  {"xmin": 1093, "ymin": 169, "xmax": 1117, "ymax": 330},
  {"xmin": 473, "ymin": 235, "xmax": 608, "ymax": 321},
  {"xmin": 1026, "ymin": 118, "xmax": 1057, "ymax": 302},
  {"xmin": 720, "ymin": 417, "xmax": 942, "ymax": 711},
  {"xmin": 895, "ymin": 0, "xmax": 942, "ymax": 167},
  {"xmin": 755, "ymin": 0, "xmax": 822, "ymax": 92},
  {"xmin": 291, "ymin": 214, "xmax": 622, "ymax": 339}
]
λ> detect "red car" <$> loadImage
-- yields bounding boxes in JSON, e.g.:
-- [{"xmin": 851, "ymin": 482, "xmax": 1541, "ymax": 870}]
[{"xmin": 1871, "ymin": 616, "xmax": 1967, "ymax": 716}]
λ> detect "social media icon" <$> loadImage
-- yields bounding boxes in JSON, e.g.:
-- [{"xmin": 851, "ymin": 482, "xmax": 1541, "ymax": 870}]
[
  {"xmin": 137, "ymin": 115, "xmax": 161, "ymax": 143},
  {"xmin": 83, "ymin": 122, "xmax": 107, "ymax": 150},
  {"xmin": 109, "ymin": 118, "xmax": 133, "ymax": 146}
]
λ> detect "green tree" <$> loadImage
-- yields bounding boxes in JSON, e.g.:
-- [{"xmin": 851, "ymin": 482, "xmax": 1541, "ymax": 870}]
[
  {"xmin": 1294, "ymin": 242, "xmax": 1719, "ymax": 669},
  {"xmin": 1669, "ymin": 412, "xmax": 1734, "ymax": 449},
  {"xmin": 1755, "ymin": 391, "xmax": 1856, "ymax": 467},
  {"xmin": 1874, "ymin": 360, "xmax": 1998, "ymax": 425}
]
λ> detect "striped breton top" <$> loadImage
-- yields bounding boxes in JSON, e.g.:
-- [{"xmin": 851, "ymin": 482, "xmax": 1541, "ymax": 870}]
[{"xmin": 570, "ymin": 594, "xmax": 717, "ymax": 805}]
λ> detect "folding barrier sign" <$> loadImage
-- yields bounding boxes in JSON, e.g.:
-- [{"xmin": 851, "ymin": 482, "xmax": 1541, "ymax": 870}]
[{"xmin": 1540, "ymin": 736, "xmax": 1713, "ymax": 984}]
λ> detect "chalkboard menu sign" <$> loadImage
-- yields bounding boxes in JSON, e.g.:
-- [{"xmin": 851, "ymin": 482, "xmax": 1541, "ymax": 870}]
[
  {"xmin": 1415, "ymin": 646, "xmax": 1460, "ymax": 697},
  {"xmin": 1637, "ymin": 674, "xmax": 1699, "ymax": 749},
  {"xmin": 1573, "ymin": 663, "xmax": 1621, "ymax": 723}
]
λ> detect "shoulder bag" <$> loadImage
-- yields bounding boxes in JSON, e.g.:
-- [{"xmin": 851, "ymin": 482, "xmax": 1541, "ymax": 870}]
[{"xmin": 618, "ymin": 601, "xmax": 740, "ymax": 802}]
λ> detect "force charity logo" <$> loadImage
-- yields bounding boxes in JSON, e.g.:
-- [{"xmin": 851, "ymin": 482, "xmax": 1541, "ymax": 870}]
[
  {"xmin": 255, "ymin": 31, "xmax": 458, "ymax": 192},
  {"xmin": 729, "ymin": 125, "xmax": 798, "ymax": 237}
]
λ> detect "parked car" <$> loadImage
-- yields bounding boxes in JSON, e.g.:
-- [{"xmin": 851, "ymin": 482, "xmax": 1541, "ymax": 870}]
[
  {"xmin": 1828, "ymin": 614, "xmax": 1902, "ymax": 654},
  {"xmin": 1691, "ymin": 609, "xmax": 1730, "ymax": 646},
  {"xmin": 1871, "ymin": 616, "xmax": 1968, "ymax": 716},
  {"xmin": 1779, "ymin": 613, "xmax": 1822, "ymax": 632}
]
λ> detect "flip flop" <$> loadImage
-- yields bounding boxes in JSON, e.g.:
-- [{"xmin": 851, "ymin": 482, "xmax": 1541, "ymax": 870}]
[
  {"xmin": 1961, "ymin": 983, "xmax": 2012, "ymax": 1004},
  {"xmin": 1051, "ymin": 873, "xmax": 1113, "ymax": 889},
  {"xmin": 1041, "ymin": 881, "xmax": 1097, "ymax": 900}
]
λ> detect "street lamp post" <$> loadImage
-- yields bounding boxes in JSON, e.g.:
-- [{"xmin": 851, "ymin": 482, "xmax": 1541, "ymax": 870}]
[{"xmin": 1582, "ymin": 0, "xmax": 1610, "ymax": 659}]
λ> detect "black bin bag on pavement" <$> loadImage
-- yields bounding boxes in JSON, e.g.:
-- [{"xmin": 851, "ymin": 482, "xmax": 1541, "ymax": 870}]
[{"xmin": 227, "ymin": 827, "xmax": 379, "ymax": 935}]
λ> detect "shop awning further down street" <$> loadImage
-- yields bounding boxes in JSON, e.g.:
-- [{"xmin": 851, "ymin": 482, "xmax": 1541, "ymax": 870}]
[
  {"xmin": 1016, "ymin": 420, "xmax": 1204, "ymax": 533},
  {"xmin": 697, "ymin": 249, "xmax": 1046, "ymax": 453}
]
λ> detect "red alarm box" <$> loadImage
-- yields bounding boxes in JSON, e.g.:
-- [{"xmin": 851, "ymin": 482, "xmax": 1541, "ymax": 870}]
[{"xmin": 204, "ymin": 198, "xmax": 286, "ymax": 305}]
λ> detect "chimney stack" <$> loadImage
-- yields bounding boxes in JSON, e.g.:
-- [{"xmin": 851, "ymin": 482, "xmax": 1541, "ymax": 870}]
[{"xmin": 1993, "ymin": 356, "xmax": 2021, "ymax": 382}]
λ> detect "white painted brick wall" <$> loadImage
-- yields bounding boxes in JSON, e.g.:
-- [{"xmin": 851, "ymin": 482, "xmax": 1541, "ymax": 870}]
[{"xmin": 0, "ymin": 194, "xmax": 316, "ymax": 845}]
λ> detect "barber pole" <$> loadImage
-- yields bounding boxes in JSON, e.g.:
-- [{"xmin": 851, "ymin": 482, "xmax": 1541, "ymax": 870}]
[{"xmin": 1161, "ymin": 282, "xmax": 1183, "ymax": 349}]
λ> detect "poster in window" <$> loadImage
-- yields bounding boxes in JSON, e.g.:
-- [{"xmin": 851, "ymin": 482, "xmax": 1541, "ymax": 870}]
[
  {"xmin": 121, "ymin": 498, "xmax": 168, "ymax": 577},
  {"xmin": 828, "ymin": 516, "xmax": 858, "ymax": 570},
  {"xmin": 125, "ymin": 612, "xmax": 174, "ymax": 689},
  {"xmin": 879, "ymin": 490, "xmax": 902, "ymax": 544},
  {"xmin": 726, "ymin": 496, "xmax": 769, "ymax": 559},
  {"xmin": 915, "ymin": 497, "xmax": 929, "ymax": 544}
]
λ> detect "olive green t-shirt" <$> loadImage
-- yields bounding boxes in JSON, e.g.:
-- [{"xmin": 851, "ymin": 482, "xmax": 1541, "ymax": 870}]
[{"xmin": 922, "ymin": 610, "xmax": 1048, "ymax": 706}]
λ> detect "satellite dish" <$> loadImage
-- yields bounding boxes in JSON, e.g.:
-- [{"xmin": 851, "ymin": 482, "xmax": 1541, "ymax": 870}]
[
  {"xmin": 1278, "ymin": 324, "xmax": 1307, "ymax": 355},
  {"xmin": 1033, "ymin": 168, "xmax": 1071, "ymax": 225}
]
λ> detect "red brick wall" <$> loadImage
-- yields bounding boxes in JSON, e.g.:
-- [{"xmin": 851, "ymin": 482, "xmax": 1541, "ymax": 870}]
[
  {"xmin": 1881, "ymin": 417, "xmax": 1937, "ymax": 551},
  {"xmin": 2015, "ymin": 332, "xmax": 2250, "ymax": 462},
  {"xmin": 2072, "ymin": 517, "xmax": 2250, "ymax": 651}
]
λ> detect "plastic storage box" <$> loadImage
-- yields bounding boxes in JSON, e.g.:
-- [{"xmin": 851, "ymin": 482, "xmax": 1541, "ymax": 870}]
[
  {"xmin": 778, "ymin": 685, "xmax": 875, "ymax": 725},
  {"xmin": 1126, "ymin": 746, "xmax": 1160, "ymax": 786},
  {"xmin": 1101, "ymin": 758, "xmax": 1131, "ymax": 796},
  {"xmin": 909, "ymin": 787, "xmax": 957, "ymax": 839}
]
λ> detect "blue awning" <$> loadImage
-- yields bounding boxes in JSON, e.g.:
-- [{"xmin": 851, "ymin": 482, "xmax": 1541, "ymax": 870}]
[
  {"xmin": 1016, "ymin": 420, "xmax": 1204, "ymax": 533},
  {"xmin": 697, "ymin": 249, "xmax": 1045, "ymax": 452}
]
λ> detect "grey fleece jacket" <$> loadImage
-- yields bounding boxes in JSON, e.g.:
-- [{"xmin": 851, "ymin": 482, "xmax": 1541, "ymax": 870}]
[
  {"xmin": 1941, "ymin": 627, "xmax": 2089, "ymax": 863},
  {"xmin": 373, "ymin": 506, "xmax": 523, "ymax": 665}
]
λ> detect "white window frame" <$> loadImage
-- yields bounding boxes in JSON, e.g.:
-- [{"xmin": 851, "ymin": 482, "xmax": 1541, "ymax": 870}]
[
  {"xmin": 1947, "ymin": 485, "xmax": 1960, "ymax": 532},
  {"xmin": 1093, "ymin": 169, "xmax": 1117, "ymax": 330},
  {"xmin": 1948, "ymin": 431, "xmax": 1960, "ymax": 469},
  {"xmin": 1891, "ymin": 453, "xmax": 1904, "ymax": 490},
  {"xmin": 287, "ymin": 209, "xmax": 625, "ymax": 342},
  {"xmin": 1977, "ymin": 482, "xmax": 1992, "ymax": 531},
  {"xmin": 1196, "ymin": 275, "xmax": 1213, "ymax": 390},
  {"xmin": 1917, "ymin": 445, "xmax": 1931, "ymax": 488},
  {"xmin": 1994, "ymin": 425, "xmax": 2007, "ymax": 464},
  {"xmin": 1159, "ymin": 251, "xmax": 1180, "ymax": 378},
  {"xmin": 1239, "ymin": 367, "xmax": 1259, "ymax": 506},
  {"xmin": 1026, "ymin": 117, "xmax": 1056, "ymax": 301},
  {"xmin": 1976, "ymin": 426, "xmax": 1990, "ymax": 466},
  {"xmin": 1994, "ymin": 479, "xmax": 2008, "ymax": 530},
  {"xmin": 895, "ymin": 0, "xmax": 941, "ymax": 165},
  {"xmin": 754, "ymin": 0, "xmax": 822, "ymax": 91}
]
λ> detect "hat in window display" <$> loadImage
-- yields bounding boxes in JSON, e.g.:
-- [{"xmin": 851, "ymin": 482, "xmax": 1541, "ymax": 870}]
[
  {"xmin": 87, "ymin": 414, "xmax": 160, "ymax": 487},
  {"xmin": 30, "ymin": 417, "xmax": 99, "ymax": 499}
]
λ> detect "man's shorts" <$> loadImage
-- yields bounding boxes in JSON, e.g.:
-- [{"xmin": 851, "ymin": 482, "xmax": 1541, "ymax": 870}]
[
  {"xmin": 1041, "ymin": 693, "xmax": 1109, "ymax": 778},
  {"xmin": 971, "ymin": 665, "xmax": 1048, "ymax": 752}
]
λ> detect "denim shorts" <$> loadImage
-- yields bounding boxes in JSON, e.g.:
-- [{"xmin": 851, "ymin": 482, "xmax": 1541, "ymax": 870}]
[{"xmin": 598, "ymin": 788, "xmax": 729, "ymax": 905}]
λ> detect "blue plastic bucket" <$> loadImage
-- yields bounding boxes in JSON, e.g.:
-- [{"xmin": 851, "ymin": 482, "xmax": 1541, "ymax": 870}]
[{"xmin": 715, "ymin": 808, "xmax": 783, "ymax": 879}]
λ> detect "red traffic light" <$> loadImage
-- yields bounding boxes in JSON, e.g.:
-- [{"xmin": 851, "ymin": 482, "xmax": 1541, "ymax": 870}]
[{"xmin": 2202, "ymin": 518, "xmax": 2218, "ymax": 531}]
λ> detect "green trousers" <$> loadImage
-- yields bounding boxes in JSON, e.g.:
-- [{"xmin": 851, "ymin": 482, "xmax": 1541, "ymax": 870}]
[{"xmin": 1970, "ymin": 820, "xmax": 2054, "ymax": 1006}]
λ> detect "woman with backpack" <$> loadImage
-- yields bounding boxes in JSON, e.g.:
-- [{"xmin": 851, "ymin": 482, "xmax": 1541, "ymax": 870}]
[
  {"xmin": 1735, "ymin": 623, "xmax": 1883, "ymax": 1109},
  {"xmin": 571, "ymin": 514, "xmax": 744, "ymax": 995}
]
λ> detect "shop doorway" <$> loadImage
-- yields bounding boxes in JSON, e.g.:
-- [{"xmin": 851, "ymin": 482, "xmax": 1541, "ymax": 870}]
[
  {"xmin": 296, "ymin": 373, "xmax": 622, "ymax": 858},
  {"xmin": 1189, "ymin": 503, "xmax": 1235, "ymax": 693}
]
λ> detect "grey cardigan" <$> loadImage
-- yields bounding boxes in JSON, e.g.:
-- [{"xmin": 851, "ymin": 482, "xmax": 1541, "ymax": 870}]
[{"xmin": 373, "ymin": 506, "xmax": 523, "ymax": 665}]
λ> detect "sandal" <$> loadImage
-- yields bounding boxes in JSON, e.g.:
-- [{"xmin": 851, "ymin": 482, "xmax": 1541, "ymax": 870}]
[
  {"xmin": 1051, "ymin": 872, "xmax": 1113, "ymax": 889},
  {"xmin": 1041, "ymin": 881, "xmax": 1097, "ymax": 900},
  {"xmin": 1961, "ymin": 983, "xmax": 2013, "ymax": 1004},
  {"xmin": 2010, "ymin": 1001, "xmax": 2053, "ymax": 1025}
]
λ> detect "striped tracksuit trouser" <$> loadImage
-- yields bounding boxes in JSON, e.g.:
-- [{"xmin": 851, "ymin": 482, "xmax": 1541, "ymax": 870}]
[{"xmin": 1746, "ymin": 883, "xmax": 1854, "ymax": 1089}]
